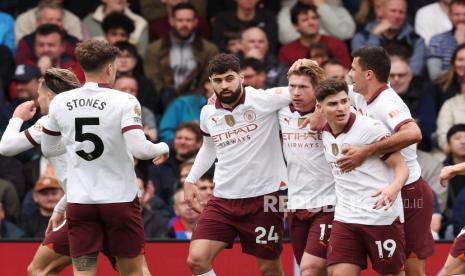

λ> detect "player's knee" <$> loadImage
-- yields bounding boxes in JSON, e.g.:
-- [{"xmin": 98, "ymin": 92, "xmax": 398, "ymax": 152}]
[
  {"xmin": 187, "ymin": 253, "xmax": 210, "ymax": 274},
  {"xmin": 27, "ymin": 262, "xmax": 44, "ymax": 276},
  {"xmin": 258, "ymin": 262, "xmax": 282, "ymax": 276},
  {"xmin": 300, "ymin": 262, "xmax": 326, "ymax": 276}
]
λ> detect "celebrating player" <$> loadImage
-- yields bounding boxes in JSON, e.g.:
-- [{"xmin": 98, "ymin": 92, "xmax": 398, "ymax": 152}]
[
  {"xmin": 317, "ymin": 79, "xmax": 408, "ymax": 276},
  {"xmin": 340, "ymin": 46, "xmax": 434, "ymax": 276},
  {"xmin": 41, "ymin": 40, "xmax": 169, "ymax": 275},
  {"xmin": 184, "ymin": 53, "xmax": 291, "ymax": 276},
  {"xmin": 279, "ymin": 59, "xmax": 336, "ymax": 275}
]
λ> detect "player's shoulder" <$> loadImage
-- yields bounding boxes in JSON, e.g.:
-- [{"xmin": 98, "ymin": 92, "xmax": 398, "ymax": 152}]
[
  {"xmin": 278, "ymin": 105, "xmax": 291, "ymax": 116},
  {"xmin": 354, "ymin": 114, "xmax": 388, "ymax": 133}
]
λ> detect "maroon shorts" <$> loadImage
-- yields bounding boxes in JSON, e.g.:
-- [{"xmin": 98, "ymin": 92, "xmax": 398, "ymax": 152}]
[
  {"xmin": 192, "ymin": 192, "xmax": 284, "ymax": 260},
  {"xmin": 401, "ymin": 177, "xmax": 435, "ymax": 259},
  {"xmin": 42, "ymin": 220, "xmax": 70, "ymax": 256},
  {"xmin": 327, "ymin": 220, "xmax": 406, "ymax": 274},
  {"xmin": 66, "ymin": 197, "xmax": 144, "ymax": 258},
  {"xmin": 451, "ymin": 227, "xmax": 465, "ymax": 261},
  {"xmin": 287, "ymin": 207, "xmax": 334, "ymax": 264}
]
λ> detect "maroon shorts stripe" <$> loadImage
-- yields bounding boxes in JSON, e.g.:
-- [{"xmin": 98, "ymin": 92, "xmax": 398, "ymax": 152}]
[
  {"xmin": 121, "ymin": 125, "xmax": 143, "ymax": 133},
  {"xmin": 394, "ymin": 119, "xmax": 415, "ymax": 132},
  {"xmin": 24, "ymin": 129, "xmax": 39, "ymax": 146},
  {"xmin": 42, "ymin": 127, "xmax": 61, "ymax": 136}
]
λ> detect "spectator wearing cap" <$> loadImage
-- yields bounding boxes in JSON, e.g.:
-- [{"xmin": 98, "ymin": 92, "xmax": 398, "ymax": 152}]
[
  {"xmin": 99, "ymin": 12, "xmax": 135, "ymax": 46},
  {"xmin": 0, "ymin": 64, "xmax": 42, "ymax": 133},
  {"xmin": 21, "ymin": 176, "xmax": 64, "ymax": 238},
  {"xmin": 16, "ymin": 24, "xmax": 84, "ymax": 83},
  {"xmin": 240, "ymin": 57, "xmax": 266, "ymax": 89}
]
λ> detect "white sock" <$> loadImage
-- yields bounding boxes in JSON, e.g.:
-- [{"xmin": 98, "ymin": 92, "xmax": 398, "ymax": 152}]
[{"xmin": 196, "ymin": 269, "xmax": 216, "ymax": 276}]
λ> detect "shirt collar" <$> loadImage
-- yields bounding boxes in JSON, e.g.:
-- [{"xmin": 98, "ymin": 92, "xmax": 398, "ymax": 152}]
[
  {"xmin": 83, "ymin": 82, "xmax": 113, "ymax": 88},
  {"xmin": 324, "ymin": 112, "xmax": 356, "ymax": 138},
  {"xmin": 214, "ymin": 90, "xmax": 246, "ymax": 111},
  {"xmin": 289, "ymin": 104, "xmax": 314, "ymax": 116},
  {"xmin": 367, "ymin": 84, "xmax": 389, "ymax": 104}
]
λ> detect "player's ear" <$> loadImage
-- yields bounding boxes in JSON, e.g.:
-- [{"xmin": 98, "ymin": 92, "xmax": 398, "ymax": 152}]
[{"xmin": 47, "ymin": 91, "xmax": 54, "ymax": 101}]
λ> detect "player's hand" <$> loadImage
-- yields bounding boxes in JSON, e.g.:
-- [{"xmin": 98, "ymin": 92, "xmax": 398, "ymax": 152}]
[
  {"xmin": 207, "ymin": 94, "xmax": 217, "ymax": 105},
  {"xmin": 337, "ymin": 144, "xmax": 370, "ymax": 172},
  {"xmin": 45, "ymin": 211, "xmax": 65, "ymax": 236},
  {"xmin": 37, "ymin": 56, "xmax": 52, "ymax": 74},
  {"xmin": 299, "ymin": 107, "xmax": 326, "ymax": 131},
  {"xmin": 440, "ymin": 165, "xmax": 456, "ymax": 187},
  {"xmin": 184, "ymin": 182, "xmax": 203, "ymax": 213},
  {"xmin": 372, "ymin": 185, "xmax": 399, "ymax": 210},
  {"xmin": 141, "ymin": 180, "xmax": 155, "ymax": 208},
  {"xmin": 152, "ymin": 153, "xmax": 169, "ymax": 166},
  {"xmin": 12, "ymin": 101, "xmax": 36, "ymax": 121}
]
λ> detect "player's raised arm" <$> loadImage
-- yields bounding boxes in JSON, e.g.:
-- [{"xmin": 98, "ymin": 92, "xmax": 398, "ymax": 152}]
[
  {"xmin": 373, "ymin": 151, "xmax": 408, "ymax": 210},
  {"xmin": 440, "ymin": 162, "xmax": 465, "ymax": 187},
  {"xmin": 0, "ymin": 101, "xmax": 38, "ymax": 156}
]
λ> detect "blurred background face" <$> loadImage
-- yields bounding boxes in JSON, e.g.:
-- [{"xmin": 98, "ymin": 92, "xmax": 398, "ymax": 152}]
[
  {"xmin": 16, "ymin": 79, "xmax": 39, "ymax": 101},
  {"xmin": 33, "ymin": 188, "xmax": 64, "ymax": 212},
  {"xmin": 197, "ymin": 179, "xmax": 213, "ymax": 203},
  {"xmin": 174, "ymin": 190, "xmax": 199, "ymax": 223},
  {"xmin": 37, "ymin": 7, "xmax": 63, "ymax": 28},
  {"xmin": 237, "ymin": 0, "xmax": 258, "ymax": 10},
  {"xmin": 310, "ymin": 48, "xmax": 329, "ymax": 66},
  {"xmin": 179, "ymin": 163, "xmax": 193, "ymax": 185},
  {"xmin": 173, "ymin": 129, "xmax": 201, "ymax": 158},
  {"xmin": 389, "ymin": 59, "xmax": 412, "ymax": 94},
  {"xmin": 103, "ymin": 0, "xmax": 127, "ymax": 13},
  {"xmin": 450, "ymin": 3, "xmax": 465, "ymax": 27},
  {"xmin": 34, "ymin": 33, "xmax": 64, "ymax": 63},
  {"xmin": 241, "ymin": 28, "xmax": 268, "ymax": 60},
  {"xmin": 454, "ymin": 48, "xmax": 465, "ymax": 79},
  {"xmin": 170, "ymin": 8, "xmax": 197, "ymax": 39},
  {"xmin": 240, "ymin": 67, "xmax": 265, "ymax": 89},
  {"xmin": 114, "ymin": 77, "xmax": 138, "ymax": 96},
  {"xmin": 384, "ymin": 0, "xmax": 407, "ymax": 30},
  {"xmin": 324, "ymin": 63, "xmax": 347, "ymax": 82},
  {"xmin": 105, "ymin": 27, "xmax": 129, "ymax": 45},
  {"xmin": 295, "ymin": 10, "xmax": 320, "ymax": 37},
  {"xmin": 116, "ymin": 49, "xmax": 137, "ymax": 73},
  {"xmin": 449, "ymin": 131, "xmax": 465, "ymax": 158}
]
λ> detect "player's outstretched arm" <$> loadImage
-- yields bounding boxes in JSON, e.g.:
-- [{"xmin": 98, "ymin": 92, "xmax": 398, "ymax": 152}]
[
  {"xmin": 0, "ymin": 101, "xmax": 38, "ymax": 156},
  {"xmin": 123, "ymin": 129, "xmax": 169, "ymax": 160},
  {"xmin": 372, "ymin": 151, "xmax": 408, "ymax": 210},
  {"xmin": 338, "ymin": 121, "xmax": 421, "ymax": 172},
  {"xmin": 440, "ymin": 162, "xmax": 465, "ymax": 187}
]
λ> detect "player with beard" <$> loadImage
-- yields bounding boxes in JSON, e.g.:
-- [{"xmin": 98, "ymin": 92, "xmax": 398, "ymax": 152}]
[{"xmin": 184, "ymin": 53, "xmax": 291, "ymax": 276}]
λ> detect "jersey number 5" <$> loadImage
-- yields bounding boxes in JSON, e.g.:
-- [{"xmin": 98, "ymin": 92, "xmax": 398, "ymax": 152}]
[{"xmin": 75, "ymin": 118, "xmax": 104, "ymax": 161}]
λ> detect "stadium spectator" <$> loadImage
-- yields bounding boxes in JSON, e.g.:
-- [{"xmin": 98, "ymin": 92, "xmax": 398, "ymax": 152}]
[
  {"xmin": 148, "ymin": 0, "xmax": 210, "ymax": 42},
  {"xmin": 322, "ymin": 59, "xmax": 347, "ymax": 82},
  {"xmin": 0, "ymin": 156, "xmax": 27, "ymax": 204},
  {"xmin": 167, "ymin": 188, "xmax": 200, "ymax": 239},
  {"xmin": 149, "ymin": 122, "xmax": 202, "ymax": 205},
  {"xmin": 140, "ymin": 0, "xmax": 207, "ymax": 22},
  {"xmin": 437, "ymin": 81, "xmax": 465, "ymax": 150},
  {"xmin": 415, "ymin": 0, "xmax": 452, "ymax": 45},
  {"xmin": 15, "ymin": 24, "xmax": 84, "ymax": 82},
  {"xmin": 145, "ymin": 3, "xmax": 218, "ymax": 108},
  {"xmin": 21, "ymin": 176, "xmax": 64, "ymax": 238},
  {"xmin": 351, "ymin": 0, "xmax": 427, "ymax": 76},
  {"xmin": 0, "ymin": 179, "xmax": 20, "ymax": 225},
  {"xmin": 417, "ymin": 150, "xmax": 447, "ymax": 213},
  {"xmin": 277, "ymin": 0, "xmax": 356, "ymax": 44},
  {"xmin": 196, "ymin": 174, "xmax": 213, "ymax": 205},
  {"xmin": 431, "ymin": 191, "xmax": 443, "ymax": 240},
  {"xmin": 100, "ymin": 12, "xmax": 135, "ymax": 46},
  {"xmin": 442, "ymin": 124, "xmax": 465, "ymax": 234},
  {"xmin": 178, "ymin": 160, "xmax": 194, "ymax": 187},
  {"xmin": 211, "ymin": 0, "xmax": 278, "ymax": 54},
  {"xmin": 114, "ymin": 41, "xmax": 160, "ymax": 116},
  {"xmin": 238, "ymin": 27, "xmax": 289, "ymax": 87},
  {"xmin": 137, "ymin": 177, "xmax": 169, "ymax": 238},
  {"xmin": 225, "ymin": 31, "xmax": 243, "ymax": 54},
  {"xmin": 0, "ymin": 45, "xmax": 15, "ymax": 103},
  {"xmin": 427, "ymin": 0, "xmax": 465, "ymax": 81},
  {"xmin": 353, "ymin": 0, "xmax": 384, "ymax": 31},
  {"xmin": 83, "ymin": 0, "xmax": 149, "ymax": 55},
  {"xmin": 15, "ymin": 0, "xmax": 84, "ymax": 43},
  {"xmin": 158, "ymin": 79, "xmax": 213, "ymax": 144},
  {"xmin": 0, "ymin": 12, "xmax": 15, "ymax": 54},
  {"xmin": 308, "ymin": 42, "xmax": 332, "ymax": 66},
  {"xmin": 114, "ymin": 75, "xmax": 157, "ymax": 142},
  {"xmin": 240, "ymin": 58, "xmax": 267, "ymax": 89},
  {"xmin": 278, "ymin": 2, "xmax": 351, "ymax": 68},
  {"xmin": 0, "ymin": 202, "xmax": 24, "ymax": 239}
]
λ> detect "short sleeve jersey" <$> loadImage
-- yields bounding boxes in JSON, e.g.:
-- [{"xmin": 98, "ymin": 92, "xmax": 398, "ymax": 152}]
[
  {"xmin": 349, "ymin": 85, "xmax": 421, "ymax": 185},
  {"xmin": 322, "ymin": 113, "xmax": 404, "ymax": 225},
  {"xmin": 199, "ymin": 86, "xmax": 290, "ymax": 199},
  {"xmin": 278, "ymin": 105, "xmax": 335, "ymax": 209},
  {"xmin": 43, "ymin": 82, "xmax": 142, "ymax": 204}
]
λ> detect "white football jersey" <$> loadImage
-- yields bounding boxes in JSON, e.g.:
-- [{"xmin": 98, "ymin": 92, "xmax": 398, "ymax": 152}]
[
  {"xmin": 279, "ymin": 105, "xmax": 335, "ymax": 209},
  {"xmin": 349, "ymin": 85, "xmax": 422, "ymax": 185},
  {"xmin": 322, "ymin": 113, "xmax": 404, "ymax": 225},
  {"xmin": 44, "ymin": 82, "xmax": 142, "ymax": 204},
  {"xmin": 200, "ymin": 86, "xmax": 290, "ymax": 199},
  {"xmin": 26, "ymin": 116, "xmax": 67, "ymax": 189}
]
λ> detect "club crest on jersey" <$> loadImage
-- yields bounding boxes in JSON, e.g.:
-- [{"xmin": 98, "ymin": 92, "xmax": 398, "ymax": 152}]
[
  {"xmin": 331, "ymin": 143, "xmax": 339, "ymax": 155},
  {"xmin": 134, "ymin": 104, "xmax": 141, "ymax": 117},
  {"xmin": 244, "ymin": 110, "xmax": 256, "ymax": 122},
  {"xmin": 225, "ymin": 114, "xmax": 235, "ymax": 126}
]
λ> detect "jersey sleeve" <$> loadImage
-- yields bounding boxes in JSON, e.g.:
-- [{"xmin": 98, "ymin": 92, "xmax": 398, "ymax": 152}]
[
  {"xmin": 121, "ymin": 96, "xmax": 143, "ymax": 133},
  {"xmin": 360, "ymin": 118, "xmax": 392, "ymax": 160},
  {"xmin": 372, "ymin": 95, "xmax": 415, "ymax": 133},
  {"xmin": 42, "ymin": 97, "xmax": 61, "ymax": 136},
  {"xmin": 250, "ymin": 86, "xmax": 291, "ymax": 112},
  {"xmin": 0, "ymin": 118, "xmax": 34, "ymax": 156},
  {"xmin": 25, "ymin": 116, "xmax": 48, "ymax": 145},
  {"xmin": 199, "ymin": 106, "xmax": 210, "ymax": 136}
]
